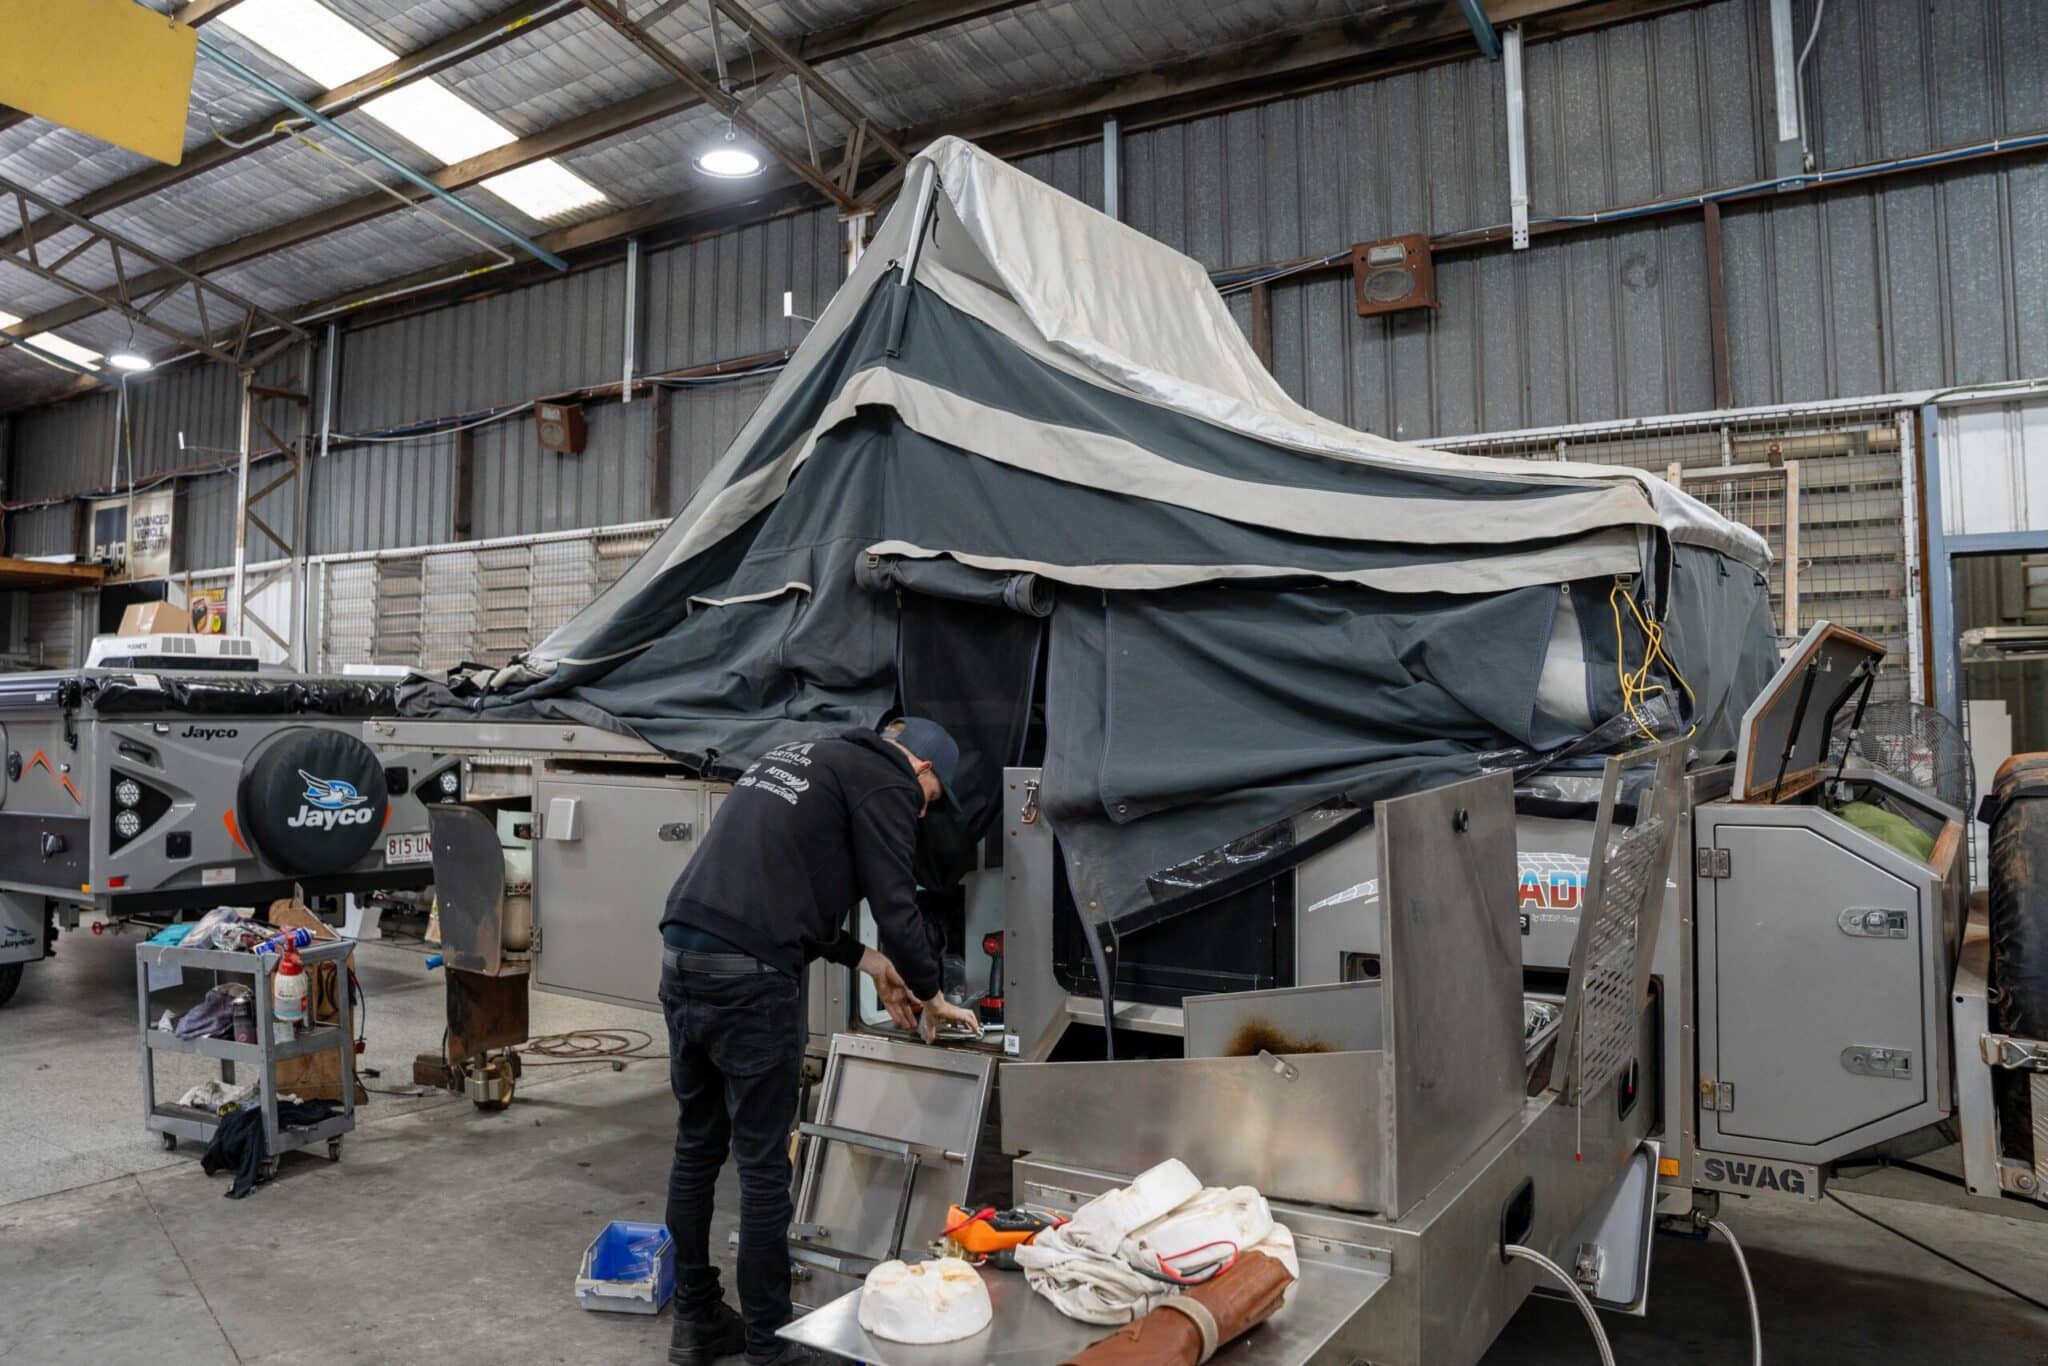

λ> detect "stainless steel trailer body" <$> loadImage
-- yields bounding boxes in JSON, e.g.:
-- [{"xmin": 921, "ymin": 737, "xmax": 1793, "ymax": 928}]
[
  {"xmin": 0, "ymin": 657, "xmax": 454, "ymax": 1000},
  {"xmin": 372, "ymin": 619, "xmax": 2048, "ymax": 1361},
  {"xmin": 781, "ymin": 761, "xmax": 1679, "ymax": 1366},
  {"xmin": 374, "ymin": 713, "xmax": 1683, "ymax": 1365},
  {"xmin": 997, "ymin": 626, "xmax": 1994, "ymax": 1220}
]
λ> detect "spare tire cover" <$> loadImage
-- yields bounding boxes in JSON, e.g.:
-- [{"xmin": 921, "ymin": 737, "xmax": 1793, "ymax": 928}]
[{"xmin": 238, "ymin": 726, "xmax": 388, "ymax": 876}]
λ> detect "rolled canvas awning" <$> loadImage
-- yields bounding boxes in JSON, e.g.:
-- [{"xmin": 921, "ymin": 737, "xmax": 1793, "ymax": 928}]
[{"xmin": 404, "ymin": 137, "xmax": 1778, "ymax": 930}]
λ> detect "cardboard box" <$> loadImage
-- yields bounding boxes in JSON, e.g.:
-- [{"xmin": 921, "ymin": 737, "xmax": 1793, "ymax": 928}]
[
  {"xmin": 117, "ymin": 601, "xmax": 188, "ymax": 636},
  {"xmin": 266, "ymin": 899, "xmax": 368, "ymax": 1105}
]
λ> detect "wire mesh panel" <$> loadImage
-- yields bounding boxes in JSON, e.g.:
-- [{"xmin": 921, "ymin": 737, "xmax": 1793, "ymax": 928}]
[
  {"xmin": 1568, "ymin": 813, "xmax": 1664, "ymax": 1107},
  {"xmin": 311, "ymin": 522, "xmax": 664, "ymax": 675},
  {"xmin": 23, "ymin": 590, "xmax": 83, "ymax": 669},
  {"xmin": 1434, "ymin": 403, "xmax": 1919, "ymax": 701},
  {"xmin": 321, "ymin": 561, "xmax": 377, "ymax": 666}
]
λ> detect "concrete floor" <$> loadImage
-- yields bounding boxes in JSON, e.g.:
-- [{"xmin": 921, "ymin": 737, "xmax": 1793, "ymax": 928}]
[{"xmin": 4, "ymin": 930, "xmax": 2047, "ymax": 1364}]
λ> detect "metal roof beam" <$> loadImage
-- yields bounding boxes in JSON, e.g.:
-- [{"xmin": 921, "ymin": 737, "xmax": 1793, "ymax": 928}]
[
  {"xmin": 196, "ymin": 36, "xmax": 570, "ymax": 270},
  {"xmin": 790, "ymin": 0, "xmax": 1026, "ymax": 57},
  {"xmin": 190, "ymin": 0, "xmax": 1701, "ymax": 329},
  {"xmin": 576, "ymin": 0, "xmax": 859, "ymax": 212},
  {"xmin": 709, "ymin": 0, "xmax": 908, "ymax": 163},
  {"xmin": 174, "ymin": 0, "xmax": 254, "ymax": 24},
  {"xmin": 882, "ymin": 0, "xmax": 1668, "ymax": 173},
  {"xmin": 1, "ymin": 0, "xmax": 1015, "ymax": 344},
  {"xmin": 0, "ymin": 169, "xmax": 308, "ymax": 372},
  {"xmin": 0, "ymin": 0, "xmax": 571, "ymax": 262}
]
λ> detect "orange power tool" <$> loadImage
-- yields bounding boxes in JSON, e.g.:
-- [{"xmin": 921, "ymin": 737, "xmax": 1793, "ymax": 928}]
[{"xmin": 940, "ymin": 1205, "xmax": 1061, "ymax": 1267}]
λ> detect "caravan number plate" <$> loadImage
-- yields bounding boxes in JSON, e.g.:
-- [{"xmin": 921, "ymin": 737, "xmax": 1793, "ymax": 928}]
[{"xmin": 385, "ymin": 833, "xmax": 432, "ymax": 866}]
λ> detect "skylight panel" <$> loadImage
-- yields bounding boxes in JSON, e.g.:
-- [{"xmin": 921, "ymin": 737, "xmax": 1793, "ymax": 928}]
[
  {"xmin": 482, "ymin": 161, "xmax": 608, "ymax": 220},
  {"xmin": 214, "ymin": 0, "xmax": 394, "ymax": 90},
  {"xmin": 362, "ymin": 82, "xmax": 516, "ymax": 165},
  {"xmin": 198, "ymin": 0, "xmax": 614, "ymax": 257},
  {"xmin": 0, "ymin": 311, "xmax": 102, "ymax": 372}
]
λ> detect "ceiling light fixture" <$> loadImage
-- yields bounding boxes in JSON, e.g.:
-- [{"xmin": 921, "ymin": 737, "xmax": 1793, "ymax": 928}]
[
  {"xmin": 109, "ymin": 351, "xmax": 154, "ymax": 373},
  {"xmin": 697, "ymin": 125, "xmax": 763, "ymax": 179}
]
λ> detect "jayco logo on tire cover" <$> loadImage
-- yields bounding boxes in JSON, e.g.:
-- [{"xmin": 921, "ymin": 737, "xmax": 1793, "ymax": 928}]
[{"xmin": 286, "ymin": 769, "xmax": 374, "ymax": 830}]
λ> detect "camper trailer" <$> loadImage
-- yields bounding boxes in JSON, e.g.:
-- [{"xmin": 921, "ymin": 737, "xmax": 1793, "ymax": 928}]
[
  {"xmin": 0, "ymin": 632, "xmax": 458, "ymax": 1005},
  {"xmin": 369, "ymin": 141, "xmax": 2048, "ymax": 1364}
]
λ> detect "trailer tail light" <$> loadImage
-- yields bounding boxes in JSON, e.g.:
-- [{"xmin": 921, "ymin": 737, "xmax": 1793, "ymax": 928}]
[
  {"xmin": 109, "ymin": 773, "xmax": 172, "ymax": 850},
  {"xmin": 418, "ymin": 764, "xmax": 462, "ymax": 803}
]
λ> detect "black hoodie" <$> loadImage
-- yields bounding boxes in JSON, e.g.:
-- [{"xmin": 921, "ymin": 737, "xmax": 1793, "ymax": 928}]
[{"xmin": 660, "ymin": 729, "xmax": 943, "ymax": 1000}]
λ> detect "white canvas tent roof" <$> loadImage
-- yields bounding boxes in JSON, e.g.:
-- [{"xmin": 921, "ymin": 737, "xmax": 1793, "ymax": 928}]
[
  {"xmin": 410, "ymin": 137, "xmax": 1779, "ymax": 932},
  {"xmin": 530, "ymin": 136, "xmax": 1765, "ymax": 674}
]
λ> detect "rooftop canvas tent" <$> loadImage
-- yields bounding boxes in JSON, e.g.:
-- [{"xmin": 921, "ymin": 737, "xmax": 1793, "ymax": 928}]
[{"xmin": 403, "ymin": 136, "xmax": 1777, "ymax": 931}]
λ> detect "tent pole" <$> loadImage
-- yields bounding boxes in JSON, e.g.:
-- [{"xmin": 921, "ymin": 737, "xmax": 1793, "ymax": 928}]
[
  {"xmin": 885, "ymin": 164, "xmax": 939, "ymax": 358},
  {"xmin": 895, "ymin": 162, "xmax": 938, "ymax": 289}
]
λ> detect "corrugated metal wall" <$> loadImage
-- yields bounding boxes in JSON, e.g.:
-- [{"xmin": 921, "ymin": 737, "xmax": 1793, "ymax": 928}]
[
  {"xmin": 1936, "ymin": 392, "xmax": 2048, "ymax": 536},
  {"xmin": 7, "ymin": 503, "xmax": 75, "ymax": 557},
  {"xmin": 1100, "ymin": 0, "xmax": 2048, "ymax": 436},
  {"xmin": 6, "ymin": 0, "xmax": 2048, "ymax": 568}
]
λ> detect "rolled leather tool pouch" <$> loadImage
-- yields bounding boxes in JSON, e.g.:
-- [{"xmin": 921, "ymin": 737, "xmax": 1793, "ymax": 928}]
[{"xmin": 1063, "ymin": 1249, "xmax": 1294, "ymax": 1366}]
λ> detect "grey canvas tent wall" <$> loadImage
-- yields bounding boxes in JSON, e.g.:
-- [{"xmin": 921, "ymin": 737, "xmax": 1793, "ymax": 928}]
[{"xmin": 403, "ymin": 137, "xmax": 1777, "ymax": 934}]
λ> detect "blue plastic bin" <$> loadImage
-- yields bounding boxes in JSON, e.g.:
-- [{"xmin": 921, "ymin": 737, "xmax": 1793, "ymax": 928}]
[{"xmin": 576, "ymin": 1220, "xmax": 676, "ymax": 1314}]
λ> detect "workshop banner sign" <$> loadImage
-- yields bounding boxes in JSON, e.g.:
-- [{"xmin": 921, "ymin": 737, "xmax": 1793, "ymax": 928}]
[{"xmin": 90, "ymin": 488, "xmax": 175, "ymax": 582}]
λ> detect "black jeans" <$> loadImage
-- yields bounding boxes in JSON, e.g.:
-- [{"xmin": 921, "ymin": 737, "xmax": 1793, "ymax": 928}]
[{"xmin": 661, "ymin": 956, "xmax": 805, "ymax": 1358}]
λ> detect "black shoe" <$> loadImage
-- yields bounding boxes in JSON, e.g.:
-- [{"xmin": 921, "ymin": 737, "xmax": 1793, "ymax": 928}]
[
  {"xmin": 669, "ymin": 1299, "xmax": 747, "ymax": 1366},
  {"xmin": 745, "ymin": 1342, "xmax": 831, "ymax": 1366}
]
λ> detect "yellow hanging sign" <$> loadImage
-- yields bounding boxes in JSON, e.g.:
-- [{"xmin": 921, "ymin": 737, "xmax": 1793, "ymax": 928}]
[{"xmin": 0, "ymin": 0, "xmax": 197, "ymax": 165}]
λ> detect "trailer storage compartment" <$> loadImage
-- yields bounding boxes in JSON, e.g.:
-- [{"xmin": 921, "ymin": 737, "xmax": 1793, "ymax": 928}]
[
  {"xmin": 531, "ymin": 771, "xmax": 722, "ymax": 1010},
  {"xmin": 1693, "ymin": 624, "xmax": 1965, "ymax": 1166}
]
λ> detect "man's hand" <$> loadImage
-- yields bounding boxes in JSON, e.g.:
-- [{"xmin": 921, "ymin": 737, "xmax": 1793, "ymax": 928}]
[
  {"xmin": 918, "ymin": 993, "xmax": 981, "ymax": 1044},
  {"xmin": 859, "ymin": 948, "xmax": 919, "ymax": 1030}
]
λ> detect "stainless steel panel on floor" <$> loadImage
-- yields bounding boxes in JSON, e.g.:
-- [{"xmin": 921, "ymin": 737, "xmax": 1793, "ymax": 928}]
[
  {"xmin": 792, "ymin": 1034, "xmax": 997, "ymax": 1301},
  {"xmin": 1379, "ymin": 771, "xmax": 1525, "ymax": 1211}
]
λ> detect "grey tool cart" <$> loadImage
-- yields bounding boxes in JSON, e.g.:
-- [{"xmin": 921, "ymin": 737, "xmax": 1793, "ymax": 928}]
[{"xmin": 137, "ymin": 938, "xmax": 357, "ymax": 1169}]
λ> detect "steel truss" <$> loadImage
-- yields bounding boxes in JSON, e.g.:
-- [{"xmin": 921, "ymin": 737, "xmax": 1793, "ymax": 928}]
[
  {"xmin": 579, "ymin": 0, "xmax": 908, "ymax": 213},
  {"xmin": 0, "ymin": 170, "xmax": 313, "ymax": 664},
  {"xmin": 231, "ymin": 346, "xmax": 316, "ymax": 668}
]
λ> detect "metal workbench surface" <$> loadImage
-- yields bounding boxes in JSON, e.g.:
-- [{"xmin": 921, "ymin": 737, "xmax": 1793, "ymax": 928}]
[{"xmin": 779, "ymin": 1254, "xmax": 1386, "ymax": 1366}]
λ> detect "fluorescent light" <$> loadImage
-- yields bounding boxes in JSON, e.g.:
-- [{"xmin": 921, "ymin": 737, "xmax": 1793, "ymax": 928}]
[
  {"xmin": 363, "ymin": 82, "xmax": 515, "ymax": 164},
  {"xmin": 482, "ymin": 161, "xmax": 607, "ymax": 220},
  {"xmin": 0, "ymin": 310, "xmax": 101, "ymax": 372},
  {"xmin": 109, "ymin": 352, "xmax": 155, "ymax": 373},
  {"xmin": 215, "ymin": 0, "xmax": 393, "ymax": 89}
]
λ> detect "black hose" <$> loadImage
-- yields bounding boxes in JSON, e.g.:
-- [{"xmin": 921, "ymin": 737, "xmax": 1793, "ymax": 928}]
[
  {"xmin": 1826, "ymin": 1191, "xmax": 2048, "ymax": 1316},
  {"xmin": 1082, "ymin": 918, "xmax": 1117, "ymax": 1061}
]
